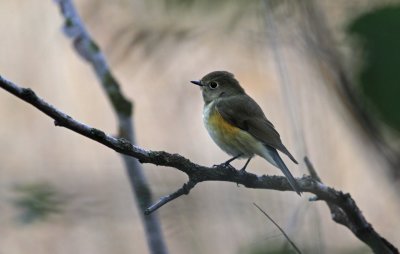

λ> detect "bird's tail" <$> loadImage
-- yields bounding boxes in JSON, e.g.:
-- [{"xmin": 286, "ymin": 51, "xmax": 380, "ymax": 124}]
[{"xmin": 262, "ymin": 147, "xmax": 302, "ymax": 195}]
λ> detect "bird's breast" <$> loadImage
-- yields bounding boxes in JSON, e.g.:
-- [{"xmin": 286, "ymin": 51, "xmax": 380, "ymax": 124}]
[
  {"xmin": 203, "ymin": 102, "xmax": 263, "ymax": 157},
  {"xmin": 203, "ymin": 103, "xmax": 240, "ymax": 139}
]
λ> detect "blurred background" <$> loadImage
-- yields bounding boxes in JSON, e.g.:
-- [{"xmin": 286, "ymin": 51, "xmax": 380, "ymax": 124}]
[{"xmin": 1, "ymin": 0, "xmax": 400, "ymax": 253}]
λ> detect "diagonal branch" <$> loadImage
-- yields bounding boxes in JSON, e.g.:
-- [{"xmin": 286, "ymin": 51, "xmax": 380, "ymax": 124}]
[
  {"xmin": 53, "ymin": 1, "xmax": 168, "ymax": 253},
  {"xmin": 144, "ymin": 180, "xmax": 197, "ymax": 215},
  {"xmin": 254, "ymin": 203, "xmax": 302, "ymax": 254},
  {"xmin": 304, "ymin": 156, "xmax": 398, "ymax": 254},
  {"xmin": 0, "ymin": 75, "xmax": 398, "ymax": 254}
]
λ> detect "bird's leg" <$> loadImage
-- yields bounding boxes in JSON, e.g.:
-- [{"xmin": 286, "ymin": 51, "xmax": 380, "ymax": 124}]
[
  {"xmin": 240, "ymin": 157, "xmax": 252, "ymax": 172},
  {"xmin": 235, "ymin": 157, "xmax": 252, "ymax": 187},
  {"xmin": 223, "ymin": 154, "xmax": 242, "ymax": 166},
  {"xmin": 213, "ymin": 154, "xmax": 242, "ymax": 169}
]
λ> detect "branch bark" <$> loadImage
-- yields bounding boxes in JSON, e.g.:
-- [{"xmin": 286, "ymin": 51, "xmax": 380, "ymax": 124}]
[
  {"xmin": 53, "ymin": 1, "xmax": 168, "ymax": 253},
  {"xmin": 0, "ymin": 75, "xmax": 397, "ymax": 254},
  {"xmin": 304, "ymin": 157, "xmax": 398, "ymax": 254}
]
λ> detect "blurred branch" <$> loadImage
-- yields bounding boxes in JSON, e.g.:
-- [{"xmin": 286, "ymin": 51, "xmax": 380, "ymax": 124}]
[
  {"xmin": 53, "ymin": 1, "xmax": 168, "ymax": 254},
  {"xmin": 253, "ymin": 203, "xmax": 302, "ymax": 254},
  {"xmin": 263, "ymin": 0, "xmax": 307, "ymax": 159},
  {"xmin": 0, "ymin": 75, "xmax": 397, "ymax": 254},
  {"xmin": 298, "ymin": 0, "xmax": 400, "ymax": 177}
]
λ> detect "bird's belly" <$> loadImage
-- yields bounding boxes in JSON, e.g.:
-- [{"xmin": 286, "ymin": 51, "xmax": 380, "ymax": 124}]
[{"xmin": 203, "ymin": 105, "xmax": 264, "ymax": 158}]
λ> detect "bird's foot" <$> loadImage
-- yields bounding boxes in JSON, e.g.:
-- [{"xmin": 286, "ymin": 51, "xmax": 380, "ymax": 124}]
[
  {"xmin": 213, "ymin": 161, "xmax": 235, "ymax": 170},
  {"xmin": 213, "ymin": 155, "xmax": 242, "ymax": 170},
  {"xmin": 237, "ymin": 168, "xmax": 247, "ymax": 179}
]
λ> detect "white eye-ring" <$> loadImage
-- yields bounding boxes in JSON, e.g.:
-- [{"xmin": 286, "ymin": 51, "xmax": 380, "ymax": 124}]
[{"xmin": 208, "ymin": 81, "xmax": 219, "ymax": 89}]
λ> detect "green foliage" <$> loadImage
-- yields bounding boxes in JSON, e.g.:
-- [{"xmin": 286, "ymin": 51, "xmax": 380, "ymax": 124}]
[
  {"xmin": 13, "ymin": 182, "xmax": 65, "ymax": 223},
  {"xmin": 348, "ymin": 5, "xmax": 400, "ymax": 132}
]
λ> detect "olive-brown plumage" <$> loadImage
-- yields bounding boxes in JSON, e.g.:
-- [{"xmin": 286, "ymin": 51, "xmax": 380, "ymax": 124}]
[{"xmin": 191, "ymin": 71, "xmax": 301, "ymax": 195}]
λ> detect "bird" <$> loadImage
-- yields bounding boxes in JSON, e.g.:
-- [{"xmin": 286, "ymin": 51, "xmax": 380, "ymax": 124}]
[{"xmin": 190, "ymin": 71, "xmax": 301, "ymax": 195}]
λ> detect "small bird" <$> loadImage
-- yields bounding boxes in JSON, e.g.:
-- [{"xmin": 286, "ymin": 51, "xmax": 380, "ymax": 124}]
[{"xmin": 190, "ymin": 71, "xmax": 301, "ymax": 195}]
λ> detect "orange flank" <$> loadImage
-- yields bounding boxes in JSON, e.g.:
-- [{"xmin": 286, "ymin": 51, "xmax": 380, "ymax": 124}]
[
  {"xmin": 208, "ymin": 109, "xmax": 240, "ymax": 138},
  {"xmin": 204, "ymin": 103, "xmax": 263, "ymax": 157}
]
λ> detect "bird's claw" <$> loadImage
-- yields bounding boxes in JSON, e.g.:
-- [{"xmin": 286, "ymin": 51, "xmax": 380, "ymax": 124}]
[{"xmin": 213, "ymin": 162, "xmax": 236, "ymax": 171}]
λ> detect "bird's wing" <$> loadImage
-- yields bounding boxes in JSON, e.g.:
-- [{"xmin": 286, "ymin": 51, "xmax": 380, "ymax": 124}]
[{"xmin": 216, "ymin": 95, "xmax": 298, "ymax": 164}]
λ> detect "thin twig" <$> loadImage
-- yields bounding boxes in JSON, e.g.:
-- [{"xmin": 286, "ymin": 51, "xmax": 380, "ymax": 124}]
[
  {"xmin": 0, "ymin": 76, "xmax": 397, "ymax": 254},
  {"xmin": 253, "ymin": 203, "xmax": 302, "ymax": 254},
  {"xmin": 304, "ymin": 156, "xmax": 349, "ymax": 226},
  {"xmin": 304, "ymin": 156, "xmax": 320, "ymax": 181},
  {"xmin": 145, "ymin": 180, "xmax": 197, "ymax": 215}
]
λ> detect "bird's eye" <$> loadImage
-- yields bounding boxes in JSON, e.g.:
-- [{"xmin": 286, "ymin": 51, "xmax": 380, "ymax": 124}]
[{"xmin": 208, "ymin": 81, "xmax": 219, "ymax": 89}]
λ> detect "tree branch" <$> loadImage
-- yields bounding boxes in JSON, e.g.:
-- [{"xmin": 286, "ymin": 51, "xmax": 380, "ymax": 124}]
[
  {"xmin": 0, "ymin": 75, "xmax": 397, "ymax": 254},
  {"xmin": 304, "ymin": 156, "xmax": 398, "ymax": 254},
  {"xmin": 52, "ymin": 1, "xmax": 168, "ymax": 253},
  {"xmin": 144, "ymin": 180, "xmax": 197, "ymax": 215}
]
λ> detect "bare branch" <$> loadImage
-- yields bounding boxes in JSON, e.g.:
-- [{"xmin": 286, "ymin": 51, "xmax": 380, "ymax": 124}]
[
  {"xmin": 52, "ymin": 1, "xmax": 168, "ymax": 253},
  {"xmin": 254, "ymin": 203, "xmax": 302, "ymax": 254},
  {"xmin": 304, "ymin": 156, "xmax": 398, "ymax": 254},
  {"xmin": 0, "ymin": 76, "xmax": 397, "ymax": 254},
  {"xmin": 54, "ymin": 0, "xmax": 132, "ymax": 118},
  {"xmin": 145, "ymin": 180, "xmax": 197, "ymax": 215}
]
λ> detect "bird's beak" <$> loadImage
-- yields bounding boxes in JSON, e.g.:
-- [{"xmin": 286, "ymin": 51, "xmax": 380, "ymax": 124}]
[{"xmin": 190, "ymin": 80, "xmax": 203, "ymax": 87}]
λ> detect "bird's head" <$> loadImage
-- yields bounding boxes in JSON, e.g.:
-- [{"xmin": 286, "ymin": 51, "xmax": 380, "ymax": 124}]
[{"xmin": 190, "ymin": 71, "xmax": 244, "ymax": 104}]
